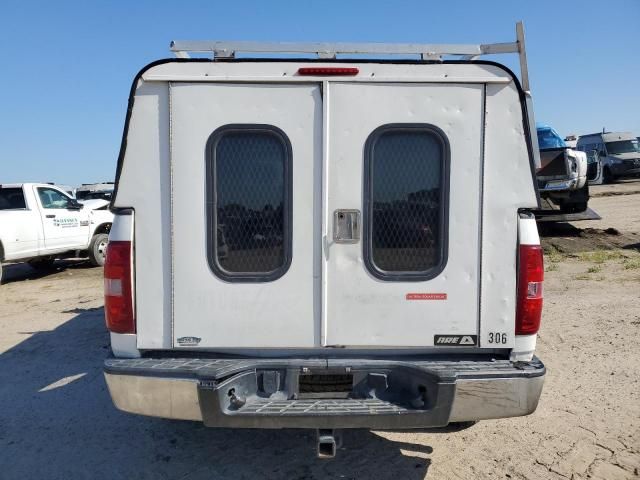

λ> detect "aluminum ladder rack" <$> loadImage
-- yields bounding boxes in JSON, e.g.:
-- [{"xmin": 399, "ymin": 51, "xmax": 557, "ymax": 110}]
[{"xmin": 170, "ymin": 21, "xmax": 531, "ymax": 92}]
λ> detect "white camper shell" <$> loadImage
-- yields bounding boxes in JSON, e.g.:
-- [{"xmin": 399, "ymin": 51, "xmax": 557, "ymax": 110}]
[{"xmin": 104, "ymin": 23, "xmax": 546, "ymax": 453}]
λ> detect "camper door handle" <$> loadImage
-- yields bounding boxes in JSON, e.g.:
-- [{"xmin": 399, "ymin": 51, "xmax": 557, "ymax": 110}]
[
  {"xmin": 46, "ymin": 215, "xmax": 56, "ymax": 219},
  {"xmin": 333, "ymin": 209, "xmax": 360, "ymax": 244}
]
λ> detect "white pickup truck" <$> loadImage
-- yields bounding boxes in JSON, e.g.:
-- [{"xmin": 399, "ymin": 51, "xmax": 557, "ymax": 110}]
[
  {"xmin": 104, "ymin": 23, "xmax": 546, "ymax": 457},
  {"xmin": 0, "ymin": 183, "xmax": 113, "ymax": 282},
  {"xmin": 536, "ymin": 124, "xmax": 589, "ymax": 213}
]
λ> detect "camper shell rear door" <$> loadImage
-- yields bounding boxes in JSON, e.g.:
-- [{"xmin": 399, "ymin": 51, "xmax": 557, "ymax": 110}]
[
  {"xmin": 112, "ymin": 61, "xmax": 539, "ymax": 352},
  {"xmin": 169, "ymin": 69, "xmax": 482, "ymax": 349}
]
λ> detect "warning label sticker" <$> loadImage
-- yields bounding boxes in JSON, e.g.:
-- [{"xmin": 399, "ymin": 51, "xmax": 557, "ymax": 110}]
[{"xmin": 406, "ymin": 293, "xmax": 447, "ymax": 300}]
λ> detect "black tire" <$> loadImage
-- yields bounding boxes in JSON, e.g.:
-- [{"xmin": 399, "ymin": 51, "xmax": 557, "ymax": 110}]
[
  {"xmin": 28, "ymin": 257, "xmax": 56, "ymax": 270},
  {"xmin": 88, "ymin": 233, "xmax": 109, "ymax": 267},
  {"xmin": 560, "ymin": 203, "xmax": 586, "ymax": 214},
  {"xmin": 0, "ymin": 262, "xmax": 3, "ymax": 285},
  {"xmin": 574, "ymin": 201, "xmax": 588, "ymax": 213},
  {"xmin": 559, "ymin": 182, "xmax": 589, "ymax": 214},
  {"xmin": 602, "ymin": 167, "xmax": 615, "ymax": 184}
]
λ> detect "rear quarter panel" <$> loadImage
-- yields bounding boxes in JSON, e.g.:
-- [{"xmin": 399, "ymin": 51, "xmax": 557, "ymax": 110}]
[
  {"xmin": 480, "ymin": 82, "xmax": 538, "ymax": 348},
  {"xmin": 112, "ymin": 82, "xmax": 171, "ymax": 350}
]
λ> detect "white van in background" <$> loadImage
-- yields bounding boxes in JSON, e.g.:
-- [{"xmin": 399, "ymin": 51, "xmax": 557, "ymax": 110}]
[{"xmin": 577, "ymin": 132, "xmax": 640, "ymax": 183}]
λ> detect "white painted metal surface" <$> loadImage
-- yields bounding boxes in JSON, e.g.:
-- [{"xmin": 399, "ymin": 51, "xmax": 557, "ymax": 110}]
[
  {"xmin": 110, "ymin": 332, "xmax": 140, "ymax": 358},
  {"xmin": 170, "ymin": 83, "xmax": 321, "ymax": 348},
  {"xmin": 143, "ymin": 74, "xmax": 511, "ymax": 84},
  {"xmin": 479, "ymin": 83, "xmax": 538, "ymax": 348},
  {"xmin": 518, "ymin": 216, "xmax": 541, "ymax": 246},
  {"xmin": 112, "ymin": 60, "xmax": 539, "ymax": 352},
  {"xmin": 0, "ymin": 195, "xmax": 40, "ymax": 260},
  {"xmin": 510, "ymin": 334, "xmax": 537, "ymax": 362},
  {"xmin": 112, "ymin": 83, "xmax": 171, "ymax": 350},
  {"xmin": 140, "ymin": 62, "xmax": 511, "ymax": 84},
  {"xmin": 324, "ymin": 83, "xmax": 484, "ymax": 347},
  {"xmin": 31, "ymin": 185, "xmax": 88, "ymax": 249}
]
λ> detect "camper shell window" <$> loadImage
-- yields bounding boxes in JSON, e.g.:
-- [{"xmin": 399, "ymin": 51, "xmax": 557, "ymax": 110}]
[
  {"xmin": 363, "ymin": 124, "xmax": 450, "ymax": 281},
  {"xmin": 0, "ymin": 187, "xmax": 27, "ymax": 210},
  {"xmin": 206, "ymin": 124, "xmax": 292, "ymax": 282}
]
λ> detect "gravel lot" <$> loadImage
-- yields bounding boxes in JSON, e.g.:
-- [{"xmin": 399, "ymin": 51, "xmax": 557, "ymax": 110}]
[{"xmin": 1, "ymin": 183, "xmax": 639, "ymax": 479}]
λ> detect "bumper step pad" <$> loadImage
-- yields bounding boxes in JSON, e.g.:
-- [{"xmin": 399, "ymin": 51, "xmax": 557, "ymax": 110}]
[{"xmin": 241, "ymin": 398, "xmax": 409, "ymax": 415}]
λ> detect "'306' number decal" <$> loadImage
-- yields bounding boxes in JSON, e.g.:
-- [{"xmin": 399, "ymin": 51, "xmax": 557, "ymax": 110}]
[{"xmin": 487, "ymin": 332, "xmax": 508, "ymax": 344}]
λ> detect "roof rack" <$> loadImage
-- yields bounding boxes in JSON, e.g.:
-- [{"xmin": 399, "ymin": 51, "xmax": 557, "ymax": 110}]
[{"xmin": 170, "ymin": 21, "xmax": 531, "ymax": 92}]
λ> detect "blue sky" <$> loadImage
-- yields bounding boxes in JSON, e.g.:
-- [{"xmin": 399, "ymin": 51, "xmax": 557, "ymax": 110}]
[{"xmin": 1, "ymin": 0, "xmax": 638, "ymax": 185}]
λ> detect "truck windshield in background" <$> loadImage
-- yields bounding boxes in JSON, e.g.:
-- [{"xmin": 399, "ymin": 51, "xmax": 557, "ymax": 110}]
[
  {"xmin": 75, "ymin": 189, "xmax": 113, "ymax": 201},
  {"xmin": 536, "ymin": 124, "xmax": 567, "ymax": 150},
  {"xmin": 606, "ymin": 139, "xmax": 640, "ymax": 155}
]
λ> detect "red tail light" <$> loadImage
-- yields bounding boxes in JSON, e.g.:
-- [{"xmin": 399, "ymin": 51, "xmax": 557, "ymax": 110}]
[
  {"xmin": 297, "ymin": 67, "xmax": 359, "ymax": 76},
  {"xmin": 104, "ymin": 241, "xmax": 135, "ymax": 334},
  {"xmin": 515, "ymin": 244, "xmax": 544, "ymax": 335}
]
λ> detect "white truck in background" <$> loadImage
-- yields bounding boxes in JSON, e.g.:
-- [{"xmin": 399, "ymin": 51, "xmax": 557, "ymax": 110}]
[
  {"xmin": 104, "ymin": 23, "xmax": 546, "ymax": 457},
  {"xmin": 75, "ymin": 182, "xmax": 115, "ymax": 201},
  {"xmin": 535, "ymin": 124, "xmax": 589, "ymax": 213},
  {"xmin": 0, "ymin": 183, "xmax": 113, "ymax": 282}
]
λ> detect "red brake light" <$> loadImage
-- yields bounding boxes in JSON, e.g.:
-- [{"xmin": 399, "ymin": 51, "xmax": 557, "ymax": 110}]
[
  {"xmin": 515, "ymin": 244, "xmax": 544, "ymax": 335},
  {"xmin": 104, "ymin": 241, "xmax": 135, "ymax": 334},
  {"xmin": 297, "ymin": 67, "xmax": 359, "ymax": 76}
]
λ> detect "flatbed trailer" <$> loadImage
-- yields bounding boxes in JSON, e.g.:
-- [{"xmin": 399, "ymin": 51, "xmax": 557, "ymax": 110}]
[
  {"xmin": 534, "ymin": 208, "xmax": 601, "ymax": 223},
  {"xmin": 534, "ymin": 197, "xmax": 601, "ymax": 223}
]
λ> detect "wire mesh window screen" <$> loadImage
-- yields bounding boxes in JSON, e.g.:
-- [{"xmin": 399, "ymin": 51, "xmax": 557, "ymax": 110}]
[
  {"xmin": 364, "ymin": 125, "xmax": 449, "ymax": 280},
  {"xmin": 207, "ymin": 125, "xmax": 292, "ymax": 282}
]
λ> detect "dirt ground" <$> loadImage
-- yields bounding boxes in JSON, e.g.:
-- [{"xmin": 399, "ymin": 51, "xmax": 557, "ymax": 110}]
[{"xmin": 1, "ymin": 183, "xmax": 639, "ymax": 479}]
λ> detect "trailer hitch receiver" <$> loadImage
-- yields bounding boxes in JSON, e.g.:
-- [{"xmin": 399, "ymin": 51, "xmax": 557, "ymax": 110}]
[{"xmin": 317, "ymin": 429, "xmax": 342, "ymax": 459}]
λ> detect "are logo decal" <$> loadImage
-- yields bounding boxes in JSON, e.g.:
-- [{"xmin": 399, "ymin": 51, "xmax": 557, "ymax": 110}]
[
  {"xmin": 177, "ymin": 336, "xmax": 201, "ymax": 346},
  {"xmin": 434, "ymin": 335, "xmax": 477, "ymax": 346}
]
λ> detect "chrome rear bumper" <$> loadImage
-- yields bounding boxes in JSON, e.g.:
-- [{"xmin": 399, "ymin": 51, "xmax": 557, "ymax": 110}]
[{"xmin": 104, "ymin": 356, "xmax": 545, "ymax": 428}]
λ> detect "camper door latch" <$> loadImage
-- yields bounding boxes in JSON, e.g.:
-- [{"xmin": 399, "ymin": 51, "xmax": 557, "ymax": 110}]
[{"xmin": 333, "ymin": 209, "xmax": 360, "ymax": 244}]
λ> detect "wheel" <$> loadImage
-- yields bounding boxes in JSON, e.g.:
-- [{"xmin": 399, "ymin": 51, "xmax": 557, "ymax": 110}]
[
  {"xmin": 560, "ymin": 203, "xmax": 587, "ymax": 214},
  {"xmin": 572, "ymin": 201, "xmax": 588, "ymax": 213},
  {"xmin": 602, "ymin": 167, "xmax": 615, "ymax": 184},
  {"xmin": 88, "ymin": 233, "xmax": 109, "ymax": 266},
  {"xmin": 0, "ymin": 262, "xmax": 3, "ymax": 285},
  {"xmin": 28, "ymin": 257, "xmax": 56, "ymax": 270}
]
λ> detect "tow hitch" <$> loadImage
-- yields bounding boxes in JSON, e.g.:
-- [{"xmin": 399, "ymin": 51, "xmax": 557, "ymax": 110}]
[{"xmin": 316, "ymin": 429, "xmax": 342, "ymax": 459}]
